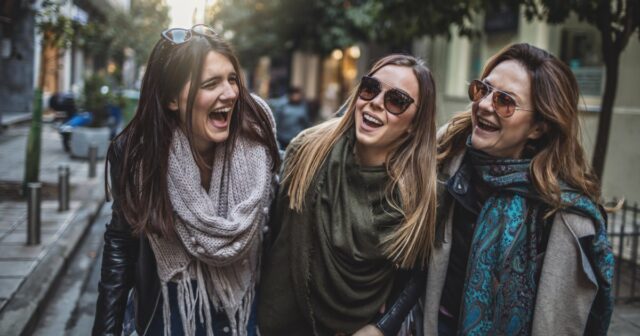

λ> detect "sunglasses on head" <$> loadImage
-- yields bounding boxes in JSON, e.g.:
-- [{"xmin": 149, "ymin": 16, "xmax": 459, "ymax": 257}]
[
  {"xmin": 467, "ymin": 79, "xmax": 533, "ymax": 118},
  {"xmin": 358, "ymin": 75, "xmax": 415, "ymax": 115},
  {"xmin": 161, "ymin": 24, "xmax": 218, "ymax": 45}
]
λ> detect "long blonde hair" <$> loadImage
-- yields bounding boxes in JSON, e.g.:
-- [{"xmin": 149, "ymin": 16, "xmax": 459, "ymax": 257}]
[
  {"xmin": 283, "ymin": 54, "xmax": 438, "ymax": 269},
  {"xmin": 438, "ymin": 43, "xmax": 601, "ymax": 209}
]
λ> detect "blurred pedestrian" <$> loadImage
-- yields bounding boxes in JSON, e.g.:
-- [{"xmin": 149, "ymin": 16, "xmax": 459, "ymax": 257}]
[
  {"xmin": 429, "ymin": 43, "xmax": 614, "ymax": 335},
  {"xmin": 272, "ymin": 86, "xmax": 311, "ymax": 149},
  {"xmin": 92, "ymin": 24, "xmax": 280, "ymax": 336},
  {"xmin": 258, "ymin": 54, "xmax": 439, "ymax": 336}
]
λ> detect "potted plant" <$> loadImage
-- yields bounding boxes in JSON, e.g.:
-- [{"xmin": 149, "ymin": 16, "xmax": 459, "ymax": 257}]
[{"xmin": 69, "ymin": 73, "xmax": 113, "ymax": 159}]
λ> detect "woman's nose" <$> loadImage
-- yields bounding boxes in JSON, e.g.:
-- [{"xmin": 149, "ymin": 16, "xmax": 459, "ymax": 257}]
[
  {"xmin": 477, "ymin": 90, "xmax": 495, "ymax": 113},
  {"xmin": 219, "ymin": 82, "xmax": 238, "ymax": 102},
  {"xmin": 370, "ymin": 90, "xmax": 385, "ymax": 112}
]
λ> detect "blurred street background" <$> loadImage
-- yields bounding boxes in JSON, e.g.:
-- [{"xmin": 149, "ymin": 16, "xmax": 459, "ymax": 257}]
[{"xmin": 1, "ymin": 0, "xmax": 640, "ymax": 334}]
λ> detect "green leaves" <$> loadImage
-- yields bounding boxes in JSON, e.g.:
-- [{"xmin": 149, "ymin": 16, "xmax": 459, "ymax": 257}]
[
  {"xmin": 212, "ymin": 0, "xmax": 487, "ymax": 62},
  {"xmin": 36, "ymin": 0, "xmax": 74, "ymax": 49},
  {"xmin": 36, "ymin": 0, "xmax": 170, "ymax": 81}
]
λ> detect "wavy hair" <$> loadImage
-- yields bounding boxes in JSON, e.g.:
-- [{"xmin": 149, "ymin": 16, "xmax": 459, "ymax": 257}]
[
  {"xmin": 107, "ymin": 32, "xmax": 280, "ymax": 238},
  {"xmin": 438, "ymin": 43, "xmax": 601, "ymax": 208},
  {"xmin": 283, "ymin": 54, "xmax": 438, "ymax": 269}
]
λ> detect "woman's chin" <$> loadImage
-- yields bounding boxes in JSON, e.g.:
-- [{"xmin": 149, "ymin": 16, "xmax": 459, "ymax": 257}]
[
  {"xmin": 205, "ymin": 130, "xmax": 230, "ymax": 144},
  {"xmin": 470, "ymin": 132, "xmax": 494, "ymax": 154}
]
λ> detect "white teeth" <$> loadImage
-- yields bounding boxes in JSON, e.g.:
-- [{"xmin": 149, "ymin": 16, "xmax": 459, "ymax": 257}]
[
  {"xmin": 478, "ymin": 117, "xmax": 499, "ymax": 129},
  {"xmin": 363, "ymin": 113, "xmax": 383, "ymax": 125}
]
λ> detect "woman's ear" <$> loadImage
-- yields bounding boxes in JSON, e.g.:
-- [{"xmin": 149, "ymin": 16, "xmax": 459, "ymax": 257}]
[
  {"xmin": 168, "ymin": 98, "xmax": 179, "ymax": 111},
  {"xmin": 527, "ymin": 120, "xmax": 547, "ymax": 140}
]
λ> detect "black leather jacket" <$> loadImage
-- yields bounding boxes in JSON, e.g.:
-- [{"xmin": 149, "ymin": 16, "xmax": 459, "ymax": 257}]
[{"xmin": 92, "ymin": 144, "xmax": 161, "ymax": 336}]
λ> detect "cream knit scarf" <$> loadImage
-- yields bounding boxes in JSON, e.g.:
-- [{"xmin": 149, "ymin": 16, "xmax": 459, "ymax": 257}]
[{"xmin": 148, "ymin": 120, "xmax": 274, "ymax": 336}]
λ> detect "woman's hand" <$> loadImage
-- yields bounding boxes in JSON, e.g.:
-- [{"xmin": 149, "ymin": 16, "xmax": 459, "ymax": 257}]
[{"xmin": 351, "ymin": 324, "xmax": 384, "ymax": 336}]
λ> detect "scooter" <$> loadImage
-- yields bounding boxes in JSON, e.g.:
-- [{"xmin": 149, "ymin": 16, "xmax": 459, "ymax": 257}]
[
  {"xmin": 58, "ymin": 112, "xmax": 93, "ymax": 152},
  {"xmin": 49, "ymin": 93, "xmax": 93, "ymax": 152}
]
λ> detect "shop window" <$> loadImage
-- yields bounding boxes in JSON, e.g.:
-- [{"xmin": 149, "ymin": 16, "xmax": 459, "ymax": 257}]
[
  {"xmin": 468, "ymin": 38, "xmax": 483, "ymax": 81},
  {"xmin": 484, "ymin": 4, "xmax": 519, "ymax": 34},
  {"xmin": 561, "ymin": 29, "xmax": 603, "ymax": 97}
]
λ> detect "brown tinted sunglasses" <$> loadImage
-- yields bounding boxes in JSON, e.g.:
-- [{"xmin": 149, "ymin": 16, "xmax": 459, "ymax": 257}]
[
  {"xmin": 468, "ymin": 79, "xmax": 533, "ymax": 118},
  {"xmin": 358, "ymin": 76, "xmax": 415, "ymax": 115}
]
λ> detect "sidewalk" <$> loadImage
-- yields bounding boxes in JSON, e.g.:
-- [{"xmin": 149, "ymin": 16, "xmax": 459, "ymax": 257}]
[
  {"xmin": 0, "ymin": 112, "xmax": 31, "ymax": 129},
  {"xmin": 0, "ymin": 122, "xmax": 106, "ymax": 335}
]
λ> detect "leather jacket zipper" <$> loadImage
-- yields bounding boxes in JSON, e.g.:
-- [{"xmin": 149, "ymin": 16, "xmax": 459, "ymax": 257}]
[{"xmin": 141, "ymin": 290, "xmax": 162, "ymax": 336}]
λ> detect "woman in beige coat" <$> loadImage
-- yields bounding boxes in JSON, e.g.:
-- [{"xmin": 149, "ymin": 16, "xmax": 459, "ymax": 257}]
[{"xmin": 426, "ymin": 43, "xmax": 614, "ymax": 335}]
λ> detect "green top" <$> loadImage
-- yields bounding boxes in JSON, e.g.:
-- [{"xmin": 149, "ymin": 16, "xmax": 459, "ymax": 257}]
[{"xmin": 258, "ymin": 129, "xmax": 404, "ymax": 335}]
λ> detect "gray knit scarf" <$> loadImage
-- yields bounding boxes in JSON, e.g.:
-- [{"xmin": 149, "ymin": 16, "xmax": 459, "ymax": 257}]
[{"xmin": 148, "ymin": 104, "xmax": 274, "ymax": 336}]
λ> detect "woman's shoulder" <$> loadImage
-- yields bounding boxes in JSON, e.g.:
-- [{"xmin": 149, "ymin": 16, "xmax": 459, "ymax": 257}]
[
  {"xmin": 250, "ymin": 93, "xmax": 269, "ymax": 111},
  {"xmin": 554, "ymin": 210, "xmax": 599, "ymax": 238},
  {"xmin": 107, "ymin": 135, "xmax": 127, "ymax": 166},
  {"xmin": 287, "ymin": 118, "xmax": 339, "ymax": 151},
  {"xmin": 250, "ymin": 93, "xmax": 276, "ymax": 127}
]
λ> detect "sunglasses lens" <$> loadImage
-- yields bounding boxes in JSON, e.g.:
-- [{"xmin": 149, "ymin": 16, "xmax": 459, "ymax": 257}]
[
  {"xmin": 164, "ymin": 29, "xmax": 191, "ymax": 44},
  {"xmin": 359, "ymin": 77, "xmax": 380, "ymax": 101},
  {"xmin": 492, "ymin": 91, "xmax": 516, "ymax": 117},
  {"xmin": 468, "ymin": 80, "xmax": 488, "ymax": 102},
  {"xmin": 192, "ymin": 24, "xmax": 217, "ymax": 37},
  {"xmin": 385, "ymin": 90, "xmax": 411, "ymax": 114}
]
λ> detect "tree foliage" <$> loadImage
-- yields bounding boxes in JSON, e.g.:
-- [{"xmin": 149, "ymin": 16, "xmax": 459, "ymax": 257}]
[
  {"xmin": 211, "ymin": 0, "xmax": 483, "ymax": 64},
  {"xmin": 123, "ymin": 0, "xmax": 171, "ymax": 65},
  {"xmin": 82, "ymin": 0, "xmax": 170, "ymax": 70}
]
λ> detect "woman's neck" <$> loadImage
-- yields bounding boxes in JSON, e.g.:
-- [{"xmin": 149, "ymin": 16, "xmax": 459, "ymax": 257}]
[
  {"xmin": 354, "ymin": 142, "xmax": 387, "ymax": 167},
  {"xmin": 196, "ymin": 145, "xmax": 215, "ymax": 190}
]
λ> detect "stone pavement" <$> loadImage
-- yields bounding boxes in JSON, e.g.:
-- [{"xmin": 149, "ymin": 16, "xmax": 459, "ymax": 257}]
[
  {"xmin": 0, "ymin": 122, "xmax": 106, "ymax": 335},
  {"xmin": 611, "ymin": 301, "xmax": 640, "ymax": 335},
  {"xmin": 0, "ymin": 112, "xmax": 31, "ymax": 129}
]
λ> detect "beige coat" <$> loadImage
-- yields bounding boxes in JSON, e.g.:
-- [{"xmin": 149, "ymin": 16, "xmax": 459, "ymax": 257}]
[{"xmin": 423, "ymin": 150, "xmax": 601, "ymax": 335}]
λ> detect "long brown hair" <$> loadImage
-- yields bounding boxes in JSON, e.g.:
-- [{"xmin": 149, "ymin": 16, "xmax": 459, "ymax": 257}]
[
  {"xmin": 438, "ymin": 43, "xmax": 601, "ymax": 208},
  {"xmin": 284, "ymin": 54, "xmax": 438, "ymax": 269},
  {"xmin": 107, "ymin": 32, "xmax": 280, "ymax": 238}
]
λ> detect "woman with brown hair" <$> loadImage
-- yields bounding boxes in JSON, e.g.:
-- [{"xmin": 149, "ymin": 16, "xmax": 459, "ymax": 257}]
[
  {"xmin": 258, "ymin": 54, "xmax": 438, "ymax": 335},
  {"xmin": 92, "ymin": 25, "xmax": 280, "ymax": 336},
  {"xmin": 427, "ymin": 43, "xmax": 614, "ymax": 335}
]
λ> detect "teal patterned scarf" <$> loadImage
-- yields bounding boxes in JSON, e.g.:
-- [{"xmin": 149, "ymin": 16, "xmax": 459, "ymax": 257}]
[{"xmin": 459, "ymin": 142, "xmax": 614, "ymax": 335}]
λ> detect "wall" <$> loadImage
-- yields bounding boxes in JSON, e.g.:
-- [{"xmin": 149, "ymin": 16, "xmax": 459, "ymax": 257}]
[{"xmin": 0, "ymin": 4, "xmax": 35, "ymax": 117}]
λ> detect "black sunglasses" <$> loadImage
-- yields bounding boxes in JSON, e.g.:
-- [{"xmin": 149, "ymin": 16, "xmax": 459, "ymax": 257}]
[
  {"xmin": 358, "ymin": 76, "xmax": 415, "ymax": 115},
  {"xmin": 161, "ymin": 24, "xmax": 218, "ymax": 45},
  {"xmin": 467, "ymin": 79, "xmax": 533, "ymax": 118}
]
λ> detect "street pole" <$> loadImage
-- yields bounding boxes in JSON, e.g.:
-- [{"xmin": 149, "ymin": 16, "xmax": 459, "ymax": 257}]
[
  {"xmin": 27, "ymin": 182, "xmax": 41, "ymax": 245},
  {"xmin": 88, "ymin": 144, "xmax": 97, "ymax": 178},
  {"xmin": 58, "ymin": 164, "xmax": 70, "ymax": 211},
  {"xmin": 23, "ymin": 88, "xmax": 43, "ymax": 195}
]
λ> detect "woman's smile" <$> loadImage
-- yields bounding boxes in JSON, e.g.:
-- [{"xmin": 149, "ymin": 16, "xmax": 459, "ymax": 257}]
[{"xmin": 208, "ymin": 106, "xmax": 232, "ymax": 129}]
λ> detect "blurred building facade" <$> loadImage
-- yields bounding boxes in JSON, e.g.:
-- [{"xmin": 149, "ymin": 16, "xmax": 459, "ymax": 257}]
[
  {"xmin": 0, "ymin": 0, "xmax": 131, "ymax": 122},
  {"xmin": 1, "ymin": 0, "xmax": 37, "ymax": 121}
]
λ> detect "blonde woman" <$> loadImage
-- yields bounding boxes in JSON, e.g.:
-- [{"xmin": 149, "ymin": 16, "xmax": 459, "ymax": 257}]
[
  {"xmin": 427, "ymin": 43, "xmax": 614, "ymax": 335},
  {"xmin": 258, "ymin": 54, "xmax": 438, "ymax": 336}
]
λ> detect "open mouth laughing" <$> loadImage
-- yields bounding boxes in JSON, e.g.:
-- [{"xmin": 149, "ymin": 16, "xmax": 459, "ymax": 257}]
[
  {"xmin": 362, "ymin": 112, "xmax": 383, "ymax": 128},
  {"xmin": 476, "ymin": 115, "xmax": 500, "ymax": 132},
  {"xmin": 208, "ymin": 107, "xmax": 232, "ymax": 128}
]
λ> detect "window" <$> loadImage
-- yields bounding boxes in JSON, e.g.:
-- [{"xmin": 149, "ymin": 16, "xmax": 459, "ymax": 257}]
[{"xmin": 561, "ymin": 28, "xmax": 603, "ymax": 97}]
